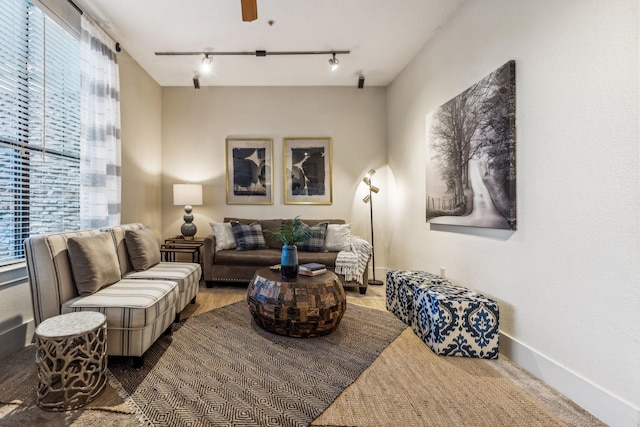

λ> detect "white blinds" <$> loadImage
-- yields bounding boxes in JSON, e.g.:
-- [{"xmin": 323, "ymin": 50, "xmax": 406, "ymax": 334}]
[{"xmin": 0, "ymin": 0, "xmax": 80, "ymax": 265}]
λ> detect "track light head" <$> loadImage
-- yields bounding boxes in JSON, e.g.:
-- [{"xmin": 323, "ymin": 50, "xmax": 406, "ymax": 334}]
[
  {"xmin": 363, "ymin": 194, "xmax": 371, "ymax": 204},
  {"xmin": 200, "ymin": 54, "xmax": 213, "ymax": 74},
  {"xmin": 329, "ymin": 53, "xmax": 339, "ymax": 71},
  {"xmin": 193, "ymin": 74, "xmax": 200, "ymax": 89}
]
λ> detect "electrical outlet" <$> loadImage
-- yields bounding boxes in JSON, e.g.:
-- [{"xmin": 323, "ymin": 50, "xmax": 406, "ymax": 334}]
[{"xmin": 439, "ymin": 267, "xmax": 446, "ymax": 278}]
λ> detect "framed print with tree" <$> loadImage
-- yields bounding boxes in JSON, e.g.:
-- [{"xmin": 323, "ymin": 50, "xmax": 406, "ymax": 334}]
[
  {"xmin": 425, "ymin": 60, "xmax": 516, "ymax": 230},
  {"xmin": 226, "ymin": 138, "xmax": 273, "ymax": 204},
  {"xmin": 283, "ymin": 137, "xmax": 332, "ymax": 205}
]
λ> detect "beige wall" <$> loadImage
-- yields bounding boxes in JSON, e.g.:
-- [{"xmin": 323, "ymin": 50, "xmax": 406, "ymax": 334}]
[
  {"xmin": 118, "ymin": 50, "xmax": 163, "ymax": 232},
  {"xmin": 160, "ymin": 86, "xmax": 388, "ymax": 275},
  {"xmin": 386, "ymin": 0, "xmax": 639, "ymax": 424}
]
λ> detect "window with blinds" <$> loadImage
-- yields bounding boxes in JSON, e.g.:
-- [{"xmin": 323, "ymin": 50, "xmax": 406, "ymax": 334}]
[{"xmin": 0, "ymin": 0, "xmax": 80, "ymax": 265}]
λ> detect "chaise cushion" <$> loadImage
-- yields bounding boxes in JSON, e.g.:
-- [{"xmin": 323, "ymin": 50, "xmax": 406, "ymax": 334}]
[
  {"xmin": 124, "ymin": 227, "xmax": 161, "ymax": 271},
  {"xmin": 231, "ymin": 221, "xmax": 267, "ymax": 250},
  {"xmin": 67, "ymin": 232, "xmax": 121, "ymax": 296},
  {"xmin": 124, "ymin": 262, "xmax": 201, "ymax": 314},
  {"xmin": 61, "ymin": 279, "xmax": 179, "ymax": 357}
]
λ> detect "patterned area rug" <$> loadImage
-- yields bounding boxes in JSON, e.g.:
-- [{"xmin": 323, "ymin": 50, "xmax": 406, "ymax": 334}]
[{"xmin": 108, "ymin": 301, "xmax": 407, "ymax": 427}]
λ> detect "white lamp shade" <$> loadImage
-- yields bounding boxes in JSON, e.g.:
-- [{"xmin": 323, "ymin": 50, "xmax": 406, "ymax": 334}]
[{"xmin": 173, "ymin": 184, "xmax": 203, "ymax": 206}]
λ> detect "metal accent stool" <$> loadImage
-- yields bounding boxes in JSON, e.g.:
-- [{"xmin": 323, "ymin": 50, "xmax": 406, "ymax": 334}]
[{"xmin": 34, "ymin": 311, "xmax": 107, "ymax": 411}]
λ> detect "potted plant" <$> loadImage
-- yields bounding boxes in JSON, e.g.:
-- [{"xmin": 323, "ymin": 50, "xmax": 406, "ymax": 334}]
[{"xmin": 266, "ymin": 216, "xmax": 310, "ymax": 279}]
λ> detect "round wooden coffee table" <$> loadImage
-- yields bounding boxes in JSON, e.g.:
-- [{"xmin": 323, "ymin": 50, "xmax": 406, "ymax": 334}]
[{"xmin": 247, "ymin": 268, "xmax": 346, "ymax": 337}]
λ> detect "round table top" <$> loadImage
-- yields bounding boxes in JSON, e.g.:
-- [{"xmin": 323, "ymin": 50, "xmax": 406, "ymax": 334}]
[
  {"xmin": 254, "ymin": 267, "xmax": 338, "ymax": 284},
  {"xmin": 35, "ymin": 311, "xmax": 106, "ymax": 338}
]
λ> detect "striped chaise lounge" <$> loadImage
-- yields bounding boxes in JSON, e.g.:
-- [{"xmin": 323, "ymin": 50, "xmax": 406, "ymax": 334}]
[{"xmin": 24, "ymin": 224, "xmax": 200, "ymax": 367}]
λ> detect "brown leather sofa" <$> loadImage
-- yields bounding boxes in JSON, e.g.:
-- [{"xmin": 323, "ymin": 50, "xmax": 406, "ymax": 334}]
[{"xmin": 203, "ymin": 218, "xmax": 369, "ymax": 294}]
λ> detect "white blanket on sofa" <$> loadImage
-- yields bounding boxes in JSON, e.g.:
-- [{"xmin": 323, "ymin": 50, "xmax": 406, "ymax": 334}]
[{"xmin": 335, "ymin": 236, "xmax": 372, "ymax": 286}]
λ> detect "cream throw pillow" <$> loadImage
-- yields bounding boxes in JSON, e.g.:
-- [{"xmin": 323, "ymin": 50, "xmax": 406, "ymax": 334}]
[
  {"xmin": 68, "ymin": 232, "xmax": 121, "ymax": 296},
  {"xmin": 124, "ymin": 227, "xmax": 161, "ymax": 271},
  {"xmin": 210, "ymin": 222, "xmax": 237, "ymax": 252},
  {"xmin": 325, "ymin": 223, "xmax": 352, "ymax": 252}
]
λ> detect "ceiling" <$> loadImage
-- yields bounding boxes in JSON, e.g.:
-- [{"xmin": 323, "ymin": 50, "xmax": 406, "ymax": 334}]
[{"xmin": 73, "ymin": 0, "xmax": 464, "ymax": 87}]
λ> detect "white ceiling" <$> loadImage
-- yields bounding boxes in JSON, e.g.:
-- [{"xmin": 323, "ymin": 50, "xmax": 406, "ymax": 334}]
[{"xmin": 73, "ymin": 0, "xmax": 464, "ymax": 87}]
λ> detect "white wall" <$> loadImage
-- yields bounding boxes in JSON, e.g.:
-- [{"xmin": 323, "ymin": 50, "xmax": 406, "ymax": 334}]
[
  {"xmin": 160, "ymin": 86, "xmax": 388, "ymax": 274},
  {"xmin": 386, "ymin": 0, "xmax": 639, "ymax": 425}
]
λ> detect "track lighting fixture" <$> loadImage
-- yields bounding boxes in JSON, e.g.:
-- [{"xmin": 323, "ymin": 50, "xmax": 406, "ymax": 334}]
[
  {"xmin": 156, "ymin": 50, "xmax": 350, "ymax": 58},
  {"xmin": 329, "ymin": 53, "xmax": 339, "ymax": 71},
  {"xmin": 200, "ymin": 54, "xmax": 213, "ymax": 74},
  {"xmin": 155, "ymin": 50, "xmax": 351, "ymax": 85}
]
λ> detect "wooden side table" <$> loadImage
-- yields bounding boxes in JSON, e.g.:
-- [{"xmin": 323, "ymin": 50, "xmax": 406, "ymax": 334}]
[
  {"xmin": 247, "ymin": 268, "xmax": 347, "ymax": 337},
  {"xmin": 34, "ymin": 311, "xmax": 107, "ymax": 411}
]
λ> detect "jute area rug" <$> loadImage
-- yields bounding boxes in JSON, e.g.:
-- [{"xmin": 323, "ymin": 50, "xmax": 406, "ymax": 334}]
[{"xmin": 108, "ymin": 301, "xmax": 406, "ymax": 427}]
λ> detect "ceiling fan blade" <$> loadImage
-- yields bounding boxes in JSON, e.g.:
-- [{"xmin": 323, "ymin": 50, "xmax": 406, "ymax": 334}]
[{"xmin": 241, "ymin": 0, "xmax": 258, "ymax": 22}]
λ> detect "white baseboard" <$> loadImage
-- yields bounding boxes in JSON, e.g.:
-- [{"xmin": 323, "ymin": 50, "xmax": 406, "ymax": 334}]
[{"xmin": 500, "ymin": 332, "xmax": 639, "ymax": 427}]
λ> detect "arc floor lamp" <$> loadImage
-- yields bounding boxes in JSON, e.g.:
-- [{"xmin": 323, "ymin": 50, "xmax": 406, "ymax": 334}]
[{"xmin": 363, "ymin": 169, "xmax": 383, "ymax": 286}]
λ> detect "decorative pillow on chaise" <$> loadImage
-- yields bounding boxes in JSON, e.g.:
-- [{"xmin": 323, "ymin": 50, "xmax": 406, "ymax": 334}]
[
  {"xmin": 230, "ymin": 221, "xmax": 267, "ymax": 250},
  {"xmin": 124, "ymin": 227, "xmax": 161, "ymax": 271},
  {"xmin": 210, "ymin": 222, "xmax": 237, "ymax": 252},
  {"xmin": 325, "ymin": 223, "xmax": 352, "ymax": 252},
  {"xmin": 68, "ymin": 232, "xmax": 121, "ymax": 296},
  {"xmin": 296, "ymin": 222, "xmax": 329, "ymax": 252}
]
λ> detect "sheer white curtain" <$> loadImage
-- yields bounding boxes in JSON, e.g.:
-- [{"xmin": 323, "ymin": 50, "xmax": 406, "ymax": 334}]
[{"xmin": 80, "ymin": 15, "xmax": 121, "ymax": 228}]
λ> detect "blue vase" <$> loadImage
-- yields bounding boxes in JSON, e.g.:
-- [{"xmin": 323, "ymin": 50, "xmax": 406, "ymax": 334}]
[{"xmin": 281, "ymin": 244, "xmax": 298, "ymax": 279}]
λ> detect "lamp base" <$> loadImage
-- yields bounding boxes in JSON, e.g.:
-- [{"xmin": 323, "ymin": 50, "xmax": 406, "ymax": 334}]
[
  {"xmin": 180, "ymin": 205, "xmax": 197, "ymax": 239},
  {"xmin": 368, "ymin": 279, "xmax": 383, "ymax": 286},
  {"xmin": 181, "ymin": 223, "xmax": 197, "ymax": 239}
]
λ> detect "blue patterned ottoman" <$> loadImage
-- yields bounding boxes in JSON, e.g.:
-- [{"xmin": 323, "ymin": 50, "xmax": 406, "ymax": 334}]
[
  {"xmin": 413, "ymin": 284, "xmax": 500, "ymax": 359},
  {"xmin": 386, "ymin": 270, "xmax": 451, "ymax": 325}
]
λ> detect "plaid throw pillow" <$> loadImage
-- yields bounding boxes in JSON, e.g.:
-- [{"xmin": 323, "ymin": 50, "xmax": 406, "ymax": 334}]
[
  {"xmin": 231, "ymin": 221, "xmax": 267, "ymax": 250},
  {"xmin": 296, "ymin": 222, "xmax": 328, "ymax": 252}
]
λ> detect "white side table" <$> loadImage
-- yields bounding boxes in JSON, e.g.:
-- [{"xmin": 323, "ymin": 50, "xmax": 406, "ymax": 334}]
[{"xmin": 35, "ymin": 311, "xmax": 107, "ymax": 411}]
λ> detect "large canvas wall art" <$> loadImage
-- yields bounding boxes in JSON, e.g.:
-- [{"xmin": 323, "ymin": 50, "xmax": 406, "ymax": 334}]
[
  {"xmin": 425, "ymin": 60, "xmax": 517, "ymax": 230},
  {"xmin": 226, "ymin": 138, "xmax": 273, "ymax": 204}
]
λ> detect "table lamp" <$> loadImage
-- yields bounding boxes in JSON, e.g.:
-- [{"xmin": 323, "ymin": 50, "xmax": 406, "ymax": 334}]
[{"xmin": 173, "ymin": 184, "xmax": 203, "ymax": 240}]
